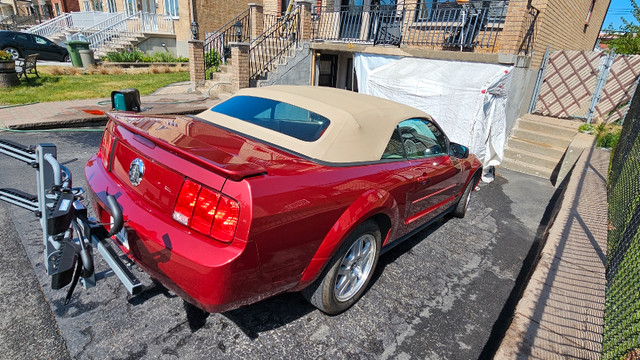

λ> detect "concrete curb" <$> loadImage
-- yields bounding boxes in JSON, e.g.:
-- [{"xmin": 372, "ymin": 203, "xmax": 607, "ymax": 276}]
[{"xmin": 494, "ymin": 139, "xmax": 608, "ymax": 359}]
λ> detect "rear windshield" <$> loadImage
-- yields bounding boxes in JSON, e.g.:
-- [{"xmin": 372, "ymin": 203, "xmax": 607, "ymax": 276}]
[{"xmin": 210, "ymin": 96, "xmax": 330, "ymax": 142}]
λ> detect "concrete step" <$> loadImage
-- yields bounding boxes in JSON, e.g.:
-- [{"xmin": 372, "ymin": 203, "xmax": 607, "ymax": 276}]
[
  {"xmin": 210, "ymin": 71, "xmax": 232, "ymax": 82},
  {"xmin": 218, "ymin": 64, "xmax": 232, "ymax": 72},
  {"xmin": 511, "ymin": 128, "xmax": 574, "ymax": 148},
  {"xmin": 500, "ymin": 158, "xmax": 553, "ymax": 179},
  {"xmin": 517, "ymin": 117, "xmax": 579, "ymax": 139},
  {"xmin": 506, "ymin": 137, "xmax": 566, "ymax": 158},
  {"xmin": 504, "ymin": 148, "xmax": 560, "ymax": 170},
  {"xmin": 521, "ymin": 113, "xmax": 582, "ymax": 130}
]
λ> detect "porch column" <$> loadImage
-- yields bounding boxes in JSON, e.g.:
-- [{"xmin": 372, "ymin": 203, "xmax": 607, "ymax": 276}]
[
  {"xmin": 188, "ymin": 40, "xmax": 205, "ymax": 86},
  {"xmin": 296, "ymin": 0, "xmax": 312, "ymax": 42},
  {"xmin": 249, "ymin": 3, "xmax": 264, "ymax": 41},
  {"xmin": 230, "ymin": 42, "xmax": 250, "ymax": 91}
]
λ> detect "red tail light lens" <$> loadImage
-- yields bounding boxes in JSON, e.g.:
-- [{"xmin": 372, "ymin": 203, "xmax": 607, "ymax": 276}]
[
  {"xmin": 173, "ymin": 179, "xmax": 240, "ymax": 244},
  {"xmin": 99, "ymin": 130, "xmax": 114, "ymax": 169},
  {"xmin": 191, "ymin": 187, "xmax": 220, "ymax": 234},
  {"xmin": 173, "ymin": 180, "xmax": 201, "ymax": 226},
  {"xmin": 211, "ymin": 196, "xmax": 240, "ymax": 243}
]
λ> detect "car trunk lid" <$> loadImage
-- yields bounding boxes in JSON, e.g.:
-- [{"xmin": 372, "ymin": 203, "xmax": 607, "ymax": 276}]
[{"xmin": 108, "ymin": 112, "xmax": 268, "ymax": 182}]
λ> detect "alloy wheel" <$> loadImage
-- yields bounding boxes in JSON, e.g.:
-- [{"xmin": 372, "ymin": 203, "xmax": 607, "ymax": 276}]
[{"xmin": 334, "ymin": 233, "xmax": 376, "ymax": 302}]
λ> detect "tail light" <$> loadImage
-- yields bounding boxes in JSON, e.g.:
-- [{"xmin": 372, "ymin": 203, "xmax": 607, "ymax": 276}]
[
  {"xmin": 172, "ymin": 179, "xmax": 239, "ymax": 244},
  {"xmin": 98, "ymin": 129, "xmax": 114, "ymax": 169}
]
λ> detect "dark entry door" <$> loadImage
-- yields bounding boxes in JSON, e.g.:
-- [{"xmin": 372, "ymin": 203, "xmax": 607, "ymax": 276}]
[{"xmin": 318, "ymin": 54, "xmax": 338, "ymax": 87}]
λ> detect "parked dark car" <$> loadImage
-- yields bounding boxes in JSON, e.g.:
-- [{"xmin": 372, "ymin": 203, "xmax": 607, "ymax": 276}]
[{"xmin": 0, "ymin": 30, "xmax": 70, "ymax": 62}]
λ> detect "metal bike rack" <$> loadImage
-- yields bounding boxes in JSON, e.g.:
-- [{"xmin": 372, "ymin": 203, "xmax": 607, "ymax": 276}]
[{"xmin": 0, "ymin": 139, "xmax": 142, "ymax": 302}]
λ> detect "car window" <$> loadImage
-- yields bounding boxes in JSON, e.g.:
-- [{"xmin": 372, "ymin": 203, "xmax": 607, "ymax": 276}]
[
  {"xmin": 34, "ymin": 36, "xmax": 49, "ymax": 45},
  {"xmin": 13, "ymin": 33, "xmax": 30, "ymax": 42},
  {"xmin": 398, "ymin": 118, "xmax": 447, "ymax": 158},
  {"xmin": 381, "ymin": 127, "xmax": 405, "ymax": 159},
  {"xmin": 210, "ymin": 96, "xmax": 330, "ymax": 142}
]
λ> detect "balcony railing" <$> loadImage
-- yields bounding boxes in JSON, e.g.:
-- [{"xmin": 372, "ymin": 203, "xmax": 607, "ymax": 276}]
[{"xmin": 312, "ymin": 1, "xmax": 509, "ymax": 51}]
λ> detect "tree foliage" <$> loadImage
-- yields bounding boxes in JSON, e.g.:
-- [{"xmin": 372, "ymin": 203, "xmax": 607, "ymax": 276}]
[{"xmin": 608, "ymin": 0, "xmax": 640, "ymax": 54}]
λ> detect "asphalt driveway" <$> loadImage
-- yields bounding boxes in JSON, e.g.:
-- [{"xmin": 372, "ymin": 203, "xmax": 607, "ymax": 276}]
[{"xmin": 0, "ymin": 129, "xmax": 555, "ymax": 359}]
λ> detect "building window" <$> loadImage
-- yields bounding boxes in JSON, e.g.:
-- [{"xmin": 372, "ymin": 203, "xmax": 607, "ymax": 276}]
[
  {"xmin": 585, "ymin": 0, "xmax": 596, "ymax": 24},
  {"xmin": 83, "ymin": 1, "xmax": 91, "ymax": 11},
  {"xmin": 415, "ymin": 0, "xmax": 509, "ymax": 23},
  {"xmin": 93, "ymin": 0, "xmax": 103, "ymax": 11},
  {"xmin": 164, "ymin": 0, "xmax": 178, "ymax": 18},
  {"xmin": 124, "ymin": 0, "xmax": 136, "ymax": 15},
  {"xmin": 54, "ymin": 3, "xmax": 60, "ymax": 16},
  {"xmin": 106, "ymin": 0, "xmax": 117, "ymax": 12}
]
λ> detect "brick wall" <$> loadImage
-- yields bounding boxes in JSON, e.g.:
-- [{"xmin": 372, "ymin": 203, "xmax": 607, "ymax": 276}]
[
  {"xmin": 529, "ymin": 0, "xmax": 610, "ymax": 68},
  {"xmin": 196, "ymin": 1, "xmax": 262, "ymax": 35}
]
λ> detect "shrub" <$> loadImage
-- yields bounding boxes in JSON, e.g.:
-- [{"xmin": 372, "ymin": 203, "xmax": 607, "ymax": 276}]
[
  {"xmin": 0, "ymin": 50, "xmax": 13, "ymax": 61},
  {"xmin": 102, "ymin": 49, "xmax": 189, "ymax": 63},
  {"xmin": 205, "ymin": 48, "xmax": 221, "ymax": 79},
  {"xmin": 595, "ymin": 122, "xmax": 622, "ymax": 149}
]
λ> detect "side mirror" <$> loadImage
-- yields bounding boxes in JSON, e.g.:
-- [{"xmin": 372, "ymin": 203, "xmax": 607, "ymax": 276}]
[{"xmin": 450, "ymin": 142, "xmax": 469, "ymax": 158}]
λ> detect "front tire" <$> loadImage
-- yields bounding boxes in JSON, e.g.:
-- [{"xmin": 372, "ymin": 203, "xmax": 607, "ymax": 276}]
[
  {"xmin": 63, "ymin": 54, "xmax": 71, "ymax": 62},
  {"xmin": 3, "ymin": 47, "xmax": 19, "ymax": 59},
  {"xmin": 453, "ymin": 177, "xmax": 476, "ymax": 218},
  {"xmin": 302, "ymin": 220, "xmax": 381, "ymax": 315}
]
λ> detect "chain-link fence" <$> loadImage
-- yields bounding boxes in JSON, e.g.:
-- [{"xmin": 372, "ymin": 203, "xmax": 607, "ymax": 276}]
[{"xmin": 603, "ymin": 86, "xmax": 640, "ymax": 360}]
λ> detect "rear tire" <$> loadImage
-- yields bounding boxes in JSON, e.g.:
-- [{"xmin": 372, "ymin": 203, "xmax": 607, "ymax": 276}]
[
  {"xmin": 302, "ymin": 220, "xmax": 381, "ymax": 315},
  {"xmin": 453, "ymin": 177, "xmax": 476, "ymax": 218}
]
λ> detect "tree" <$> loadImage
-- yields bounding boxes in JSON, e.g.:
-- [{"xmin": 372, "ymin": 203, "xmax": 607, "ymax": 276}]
[{"xmin": 608, "ymin": 0, "xmax": 640, "ymax": 54}]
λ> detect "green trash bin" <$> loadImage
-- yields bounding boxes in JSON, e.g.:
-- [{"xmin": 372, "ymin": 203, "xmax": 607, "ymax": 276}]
[{"xmin": 65, "ymin": 40, "xmax": 90, "ymax": 68}]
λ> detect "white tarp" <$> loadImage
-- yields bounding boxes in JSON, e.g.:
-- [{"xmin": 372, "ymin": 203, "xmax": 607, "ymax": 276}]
[{"xmin": 355, "ymin": 54, "xmax": 513, "ymax": 174}]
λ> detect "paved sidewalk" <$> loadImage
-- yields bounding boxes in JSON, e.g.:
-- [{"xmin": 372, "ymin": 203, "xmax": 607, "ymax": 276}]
[
  {"xmin": 0, "ymin": 92, "xmax": 220, "ymax": 130},
  {"xmin": 495, "ymin": 143, "xmax": 609, "ymax": 359}
]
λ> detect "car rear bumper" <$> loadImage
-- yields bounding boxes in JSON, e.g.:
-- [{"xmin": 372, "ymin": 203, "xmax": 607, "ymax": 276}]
[{"xmin": 84, "ymin": 155, "xmax": 273, "ymax": 312}]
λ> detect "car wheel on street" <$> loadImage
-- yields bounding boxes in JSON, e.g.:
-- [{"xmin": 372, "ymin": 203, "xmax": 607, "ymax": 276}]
[
  {"xmin": 63, "ymin": 54, "xmax": 70, "ymax": 62},
  {"xmin": 3, "ymin": 47, "xmax": 19, "ymax": 59},
  {"xmin": 303, "ymin": 220, "xmax": 381, "ymax": 315},
  {"xmin": 453, "ymin": 176, "xmax": 476, "ymax": 218}
]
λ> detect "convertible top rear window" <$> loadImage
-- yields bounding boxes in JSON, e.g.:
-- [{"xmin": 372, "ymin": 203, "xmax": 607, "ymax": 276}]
[{"xmin": 211, "ymin": 96, "xmax": 331, "ymax": 142}]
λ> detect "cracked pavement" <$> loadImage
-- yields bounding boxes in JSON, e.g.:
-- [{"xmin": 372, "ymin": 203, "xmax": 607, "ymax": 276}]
[{"xmin": 0, "ymin": 130, "xmax": 555, "ymax": 359}]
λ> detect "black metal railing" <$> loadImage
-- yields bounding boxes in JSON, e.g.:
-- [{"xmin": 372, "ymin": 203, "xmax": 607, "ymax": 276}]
[
  {"xmin": 312, "ymin": 1, "xmax": 509, "ymax": 50},
  {"xmin": 249, "ymin": 6, "xmax": 300, "ymax": 80},
  {"xmin": 204, "ymin": 8, "xmax": 251, "ymax": 71}
]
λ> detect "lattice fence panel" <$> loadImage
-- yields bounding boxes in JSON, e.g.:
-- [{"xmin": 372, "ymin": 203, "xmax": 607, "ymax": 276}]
[
  {"xmin": 534, "ymin": 50, "xmax": 603, "ymax": 118},
  {"xmin": 594, "ymin": 54, "xmax": 640, "ymax": 123}
]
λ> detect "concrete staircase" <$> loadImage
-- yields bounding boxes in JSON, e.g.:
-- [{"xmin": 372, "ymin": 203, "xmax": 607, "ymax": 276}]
[
  {"xmin": 94, "ymin": 33, "xmax": 148, "ymax": 58},
  {"xmin": 205, "ymin": 63, "xmax": 235, "ymax": 99},
  {"xmin": 501, "ymin": 113, "xmax": 582, "ymax": 180},
  {"xmin": 255, "ymin": 42, "xmax": 309, "ymax": 87}
]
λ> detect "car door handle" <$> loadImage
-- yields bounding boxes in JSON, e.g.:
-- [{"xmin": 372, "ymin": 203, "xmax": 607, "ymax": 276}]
[{"xmin": 417, "ymin": 174, "xmax": 429, "ymax": 185}]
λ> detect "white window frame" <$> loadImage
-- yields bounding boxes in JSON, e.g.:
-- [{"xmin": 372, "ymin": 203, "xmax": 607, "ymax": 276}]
[
  {"xmin": 106, "ymin": 0, "xmax": 117, "ymax": 13},
  {"xmin": 124, "ymin": 0, "xmax": 137, "ymax": 16},
  {"xmin": 164, "ymin": 0, "xmax": 178, "ymax": 19}
]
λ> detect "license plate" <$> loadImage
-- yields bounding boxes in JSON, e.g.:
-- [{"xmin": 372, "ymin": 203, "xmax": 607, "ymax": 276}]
[{"xmin": 111, "ymin": 216, "xmax": 129, "ymax": 250}]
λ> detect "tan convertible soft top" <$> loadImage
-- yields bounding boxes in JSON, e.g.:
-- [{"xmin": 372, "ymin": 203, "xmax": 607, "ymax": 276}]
[{"xmin": 197, "ymin": 85, "xmax": 432, "ymax": 163}]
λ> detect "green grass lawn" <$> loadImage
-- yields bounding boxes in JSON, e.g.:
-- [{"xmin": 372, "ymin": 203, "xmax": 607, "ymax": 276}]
[{"xmin": 0, "ymin": 71, "xmax": 190, "ymax": 105}]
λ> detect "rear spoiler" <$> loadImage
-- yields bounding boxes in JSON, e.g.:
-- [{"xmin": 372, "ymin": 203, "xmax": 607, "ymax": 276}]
[{"xmin": 108, "ymin": 112, "xmax": 267, "ymax": 181}]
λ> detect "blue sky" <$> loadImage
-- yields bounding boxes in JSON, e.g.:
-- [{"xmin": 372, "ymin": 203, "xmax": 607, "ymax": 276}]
[{"xmin": 603, "ymin": 0, "xmax": 638, "ymax": 30}]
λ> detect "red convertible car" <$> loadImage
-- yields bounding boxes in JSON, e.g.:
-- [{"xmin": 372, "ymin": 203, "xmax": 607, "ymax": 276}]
[{"xmin": 85, "ymin": 85, "xmax": 482, "ymax": 315}]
